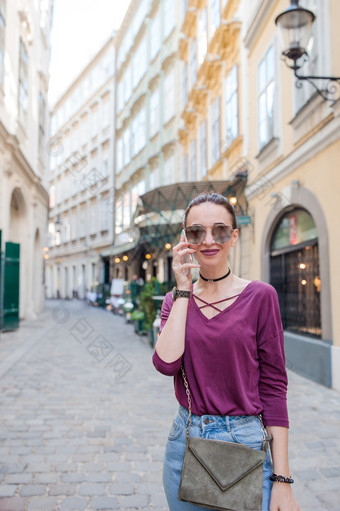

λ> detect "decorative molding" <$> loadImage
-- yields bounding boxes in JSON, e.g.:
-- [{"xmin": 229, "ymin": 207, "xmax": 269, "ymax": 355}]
[
  {"xmin": 247, "ymin": 113, "xmax": 340, "ymax": 200},
  {"xmin": 244, "ymin": 0, "xmax": 276, "ymax": 49}
]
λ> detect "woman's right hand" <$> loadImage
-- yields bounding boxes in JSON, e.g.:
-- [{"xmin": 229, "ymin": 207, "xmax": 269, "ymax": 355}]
[{"xmin": 171, "ymin": 231, "xmax": 200, "ymax": 290}]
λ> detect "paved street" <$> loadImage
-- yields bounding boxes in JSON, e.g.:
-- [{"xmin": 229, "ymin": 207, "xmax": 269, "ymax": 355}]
[{"xmin": 0, "ymin": 300, "xmax": 339, "ymax": 511}]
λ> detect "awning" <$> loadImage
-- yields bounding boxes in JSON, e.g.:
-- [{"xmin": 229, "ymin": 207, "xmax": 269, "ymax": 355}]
[
  {"xmin": 133, "ymin": 177, "xmax": 248, "ymax": 254},
  {"xmin": 139, "ymin": 179, "xmax": 246, "ymax": 214},
  {"xmin": 101, "ymin": 239, "xmax": 138, "ymax": 257}
]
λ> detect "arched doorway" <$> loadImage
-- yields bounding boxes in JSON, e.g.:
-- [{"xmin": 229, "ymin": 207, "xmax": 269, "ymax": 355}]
[{"xmin": 270, "ymin": 208, "xmax": 321, "ymax": 338}]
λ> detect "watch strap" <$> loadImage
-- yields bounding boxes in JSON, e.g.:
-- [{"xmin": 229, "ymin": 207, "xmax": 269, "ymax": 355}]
[{"xmin": 173, "ymin": 287, "xmax": 191, "ymax": 300}]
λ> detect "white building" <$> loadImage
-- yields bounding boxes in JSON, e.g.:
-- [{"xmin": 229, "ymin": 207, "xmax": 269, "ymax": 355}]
[
  {"xmin": 110, "ymin": 0, "xmax": 186, "ymax": 282},
  {"xmin": 46, "ymin": 36, "xmax": 115, "ymax": 299},
  {"xmin": 0, "ymin": 0, "xmax": 53, "ymax": 319}
]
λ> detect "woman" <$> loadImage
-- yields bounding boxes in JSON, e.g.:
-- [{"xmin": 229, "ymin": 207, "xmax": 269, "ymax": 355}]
[{"xmin": 152, "ymin": 193, "xmax": 300, "ymax": 511}]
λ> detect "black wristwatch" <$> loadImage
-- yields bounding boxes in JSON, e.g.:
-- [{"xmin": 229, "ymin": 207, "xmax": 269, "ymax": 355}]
[{"xmin": 172, "ymin": 287, "xmax": 191, "ymax": 301}]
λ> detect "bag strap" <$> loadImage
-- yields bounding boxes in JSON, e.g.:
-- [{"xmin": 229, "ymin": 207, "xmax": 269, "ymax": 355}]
[
  {"xmin": 180, "ymin": 365, "xmax": 271, "ymax": 448},
  {"xmin": 181, "ymin": 365, "xmax": 192, "ymax": 443}
]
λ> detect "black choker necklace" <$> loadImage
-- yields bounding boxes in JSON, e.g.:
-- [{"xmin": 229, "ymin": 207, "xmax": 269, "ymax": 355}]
[{"xmin": 199, "ymin": 268, "xmax": 231, "ymax": 283}]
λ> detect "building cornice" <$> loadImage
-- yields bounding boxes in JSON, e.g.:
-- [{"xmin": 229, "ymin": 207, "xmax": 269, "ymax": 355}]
[
  {"xmin": 246, "ymin": 113, "xmax": 340, "ymax": 200},
  {"xmin": 243, "ymin": 0, "xmax": 276, "ymax": 49}
]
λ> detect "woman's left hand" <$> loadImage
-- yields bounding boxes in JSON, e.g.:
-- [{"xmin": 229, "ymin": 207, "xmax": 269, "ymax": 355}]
[{"xmin": 269, "ymin": 483, "xmax": 301, "ymax": 511}]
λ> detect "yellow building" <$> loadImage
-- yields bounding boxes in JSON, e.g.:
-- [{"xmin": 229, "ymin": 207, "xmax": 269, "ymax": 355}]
[
  {"xmin": 177, "ymin": 0, "xmax": 340, "ymax": 389},
  {"xmin": 244, "ymin": 0, "xmax": 340, "ymax": 390}
]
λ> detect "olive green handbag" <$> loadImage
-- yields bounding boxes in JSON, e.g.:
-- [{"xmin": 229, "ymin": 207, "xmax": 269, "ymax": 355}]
[{"xmin": 178, "ymin": 367, "xmax": 269, "ymax": 511}]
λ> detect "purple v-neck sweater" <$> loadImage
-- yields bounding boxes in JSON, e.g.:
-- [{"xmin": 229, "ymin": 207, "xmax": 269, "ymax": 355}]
[{"xmin": 152, "ymin": 281, "xmax": 289, "ymax": 427}]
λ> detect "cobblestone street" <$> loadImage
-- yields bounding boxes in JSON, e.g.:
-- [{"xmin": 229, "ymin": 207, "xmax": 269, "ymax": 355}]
[{"xmin": 0, "ymin": 300, "xmax": 339, "ymax": 511}]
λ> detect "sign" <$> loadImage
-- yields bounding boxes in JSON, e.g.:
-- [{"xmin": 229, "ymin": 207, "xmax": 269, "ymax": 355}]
[
  {"xmin": 237, "ymin": 216, "xmax": 252, "ymax": 225},
  {"xmin": 289, "ymin": 214, "xmax": 297, "ymax": 245}
]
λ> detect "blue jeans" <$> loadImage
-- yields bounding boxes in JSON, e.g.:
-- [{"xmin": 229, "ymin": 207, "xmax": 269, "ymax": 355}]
[{"xmin": 163, "ymin": 405, "xmax": 273, "ymax": 511}]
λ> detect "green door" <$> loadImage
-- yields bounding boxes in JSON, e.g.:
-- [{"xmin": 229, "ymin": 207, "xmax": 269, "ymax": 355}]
[
  {"xmin": 0, "ymin": 230, "xmax": 3, "ymax": 330},
  {"xmin": 2, "ymin": 241, "xmax": 20, "ymax": 331}
]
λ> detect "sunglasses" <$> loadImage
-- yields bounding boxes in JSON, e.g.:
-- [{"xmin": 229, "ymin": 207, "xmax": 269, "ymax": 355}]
[{"xmin": 185, "ymin": 224, "xmax": 234, "ymax": 245}]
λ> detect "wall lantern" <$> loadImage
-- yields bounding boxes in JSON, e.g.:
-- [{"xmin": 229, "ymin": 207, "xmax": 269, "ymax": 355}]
[
  {"xmin": 164, "ymin": 243, "xmax": 172, "ymax": 250},
  {"xmin": 114, "ymin": 257, "xmax": 121, "ymax": 263},
  {"xmin": 55, "ymin": 216, "xmax": 62, "ymax": 233},
  {"xmin": 275, "ymin": 0, "xmax": 340, "ymax": 102},
  {"xmin": 122, "ymin": 255, "xmax": 129, "ymax": 261},
  {"xmin": 145, "ymin": 253, "xmax": 151, "ymax": 260},
  {"xmin": 229, "ymin": 196, "xmax": 238, "ymax": 207}
]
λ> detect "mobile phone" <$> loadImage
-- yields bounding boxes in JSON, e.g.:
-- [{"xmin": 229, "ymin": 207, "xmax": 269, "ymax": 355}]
[{"xmin": 182, "ymin": 229, "xmax": 194, "ymax": 264}]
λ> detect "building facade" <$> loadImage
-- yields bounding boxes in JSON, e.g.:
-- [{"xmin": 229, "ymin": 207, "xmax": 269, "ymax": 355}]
[
  {"xmin": 243, "ymin": 0, "xmax": 340, "ymax": 390},
  {"xmin": 0, "ymin": 0, "xmax": 53, "ymax": 320},
  {"xmin": 111, "ymin": 0, "xmax": 186, "ymax": 282},
  {"xmin": 46, "ymin": 36, "xmax": 115, "ymax": 299},
  {"xmin": 112, "ymin": 0, "xmax": 340, "ymax": 390}
]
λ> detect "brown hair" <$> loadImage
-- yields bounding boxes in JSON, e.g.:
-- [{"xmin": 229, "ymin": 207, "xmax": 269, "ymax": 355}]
[{"xmin": 184, "ymin": 192, "xmax": 238, "ymax": 229}]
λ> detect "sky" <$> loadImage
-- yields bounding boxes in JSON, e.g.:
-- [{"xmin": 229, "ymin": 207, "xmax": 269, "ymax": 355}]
[{"xmin": 49, "ymin": 0, "xmax": 129, "ymax": 105}]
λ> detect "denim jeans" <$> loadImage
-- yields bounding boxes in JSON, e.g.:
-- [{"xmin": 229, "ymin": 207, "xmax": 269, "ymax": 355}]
[{"xmin": 163, "ymin": 405, "xmax": 273, "ymax": 511}]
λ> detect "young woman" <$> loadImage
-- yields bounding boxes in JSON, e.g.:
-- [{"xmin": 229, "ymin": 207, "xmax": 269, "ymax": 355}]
[{"xmin": 153, "ymin": 193, "xmax": 300, "ymax": 511}]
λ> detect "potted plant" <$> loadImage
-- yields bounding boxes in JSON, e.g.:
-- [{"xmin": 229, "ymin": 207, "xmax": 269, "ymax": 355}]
[
  {"xmin": 140, "ymin": 278, "xmax": 166, "ymax": 346},
  {"xmin": 130, "ymin": 308, "xmax": 145, "ymax": 335}
]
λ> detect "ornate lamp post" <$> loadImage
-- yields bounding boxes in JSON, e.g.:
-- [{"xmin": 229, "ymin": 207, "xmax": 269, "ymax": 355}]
[{"xmin": 275, "ymin": 0, "xmax": 340, "ymax": 102}]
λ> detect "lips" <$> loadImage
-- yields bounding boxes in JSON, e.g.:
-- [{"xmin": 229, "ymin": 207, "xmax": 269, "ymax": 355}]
[{"xmin": 200, "ymin": 250, "xmax": 219, "ymax": 256}]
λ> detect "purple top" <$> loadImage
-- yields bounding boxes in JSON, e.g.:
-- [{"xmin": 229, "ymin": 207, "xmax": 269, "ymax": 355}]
[{"xmin": 152, "ymin": 281, "xmax": 289, "ymax": 427}]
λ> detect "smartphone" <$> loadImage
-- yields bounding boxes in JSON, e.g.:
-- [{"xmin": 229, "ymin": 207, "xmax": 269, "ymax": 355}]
[{"xmin": 182, "ymin": 229, "xmax": 194, "ymax": 264}]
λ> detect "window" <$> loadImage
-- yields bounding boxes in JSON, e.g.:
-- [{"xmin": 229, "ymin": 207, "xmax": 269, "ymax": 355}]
[
  {"xmin": 124, "ymin": 66, "xmax": 132, "ymax": 104},
  {"xmin": 132, "ymin": 107, "xmax": 146, "ymax": 155},
  {"xmin": 123, "ymin": 193, "xmax": 130, "ymax": 229},
  {"xmin": 102, "ymin": 159, "xmax": 109, "ymax": 178},
  {"xmin": 123, "ymin": 128, "xmax": 130, "ymax": 166},
  {"xmin": 49, "ymin": 185, "xmax": 55, "ymax": 209},
  {"xmin": 210, "ymin": 96, "xmax": 220, "ymax": 166},
  {"xmin": 132, "ymin": 38, "xmax": 146, "ymax": 89},
  {"xmin": 210, "ymin": 0, "xmax": 220, "ymax": 35},
  {"xmin": 115, "ymin": 197, "xmax": 123, "ymax": 234},
  {"xmin": 197, "ymin": 8, "xmax": 207, "ymax": 67},
  {"xmin": 190, "ymin": 140, "xmax": 196, "ymax": 180},
  {"xmin": 90, "ymin": 200, "xmax": 97, "ymax": 234},
  {"xmin": 224, "ymin": 65, "xmax": 238, "ymax": 148},
  {"xmin": 91, "ymin": 103, "xmax": 99, "ymax": 138},
  {"xmin": 71, "ymin": 208, "xmax": 77, "ymax": 240},
  {"xmin": 79, "ymin": 204, "xmax": 86, "ymax": 238},
  {"xmin": 18, "ymin": 39, "xmax": 29, "ymax": 127},
  {"xmin": 199, "ymin": 121, "xmax": 207, "ymax": 178},
  {"xmin": 39, "ymin": 92, "xmax": 46, "ymax": 159},
  {"xmin": 189, "ymin": 40, "xmax": 197, "ymax": 88},
  {"xmin": 117, "ymin": 80, "xmax": 124, "ymax": 112},
  {"xmin": 0, "ymin": 0, "xmax": 5, "ymax": 84},
  {"xmin": 164, "ymin": 0, "xmax": 175, "ymax": 39},
  {"xmin": 150, "ymin": 10, "xmax": 160, "ymax": 61},
  {"xmin": 270, "ymin": 208, "xmax": 320, "ymax": 337},
  {"xmin": 164, "ymin": 154, "xmax": 175, "ymax": 185},
  {"xmin": 258, "ymin": 45, "xmax": 275, "ymax": 149},
  {"xmin": 117, "ymin": 137, "xmax": 123, "ymax": 172},
  {"xmin": 149, "ymin": 166, "xmax": 159, "ymax": 190},
  {"xmin": 164, "ymin": 70, "xmax": 175, "ymax": 123},
  {"xmin": 101, "ymin": 198, "xmax": 109, "ymax": 231},
  {"xmin": 150, "ymin": 89, "xmax": 160, "ymax": 137}
]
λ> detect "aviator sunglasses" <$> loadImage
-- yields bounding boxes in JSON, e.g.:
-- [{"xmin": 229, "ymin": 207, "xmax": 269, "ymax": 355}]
[{"xmin": 185, "ymin": 224, "xmax": 234, "ymax": 245}]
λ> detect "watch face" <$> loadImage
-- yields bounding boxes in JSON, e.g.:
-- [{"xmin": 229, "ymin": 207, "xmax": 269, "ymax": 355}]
[{"xmin": 172, "ymin": 287, "xmax": 177, "ymax": 301}]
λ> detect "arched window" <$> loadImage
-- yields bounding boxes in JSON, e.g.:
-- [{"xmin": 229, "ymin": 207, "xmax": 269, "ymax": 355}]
[{"xmin": 270, "ymin": 208, "xmax": 321, "ymax": 337}]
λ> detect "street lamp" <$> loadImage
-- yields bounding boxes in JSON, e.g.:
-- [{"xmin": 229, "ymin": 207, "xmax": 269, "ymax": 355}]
[
  {"xmin": 55, "ymin": 216, "xmax": 62, "ymax": 233},
  {"xmin": 275, "ymin": 0, "xmax": 340, "ymax": 102}
]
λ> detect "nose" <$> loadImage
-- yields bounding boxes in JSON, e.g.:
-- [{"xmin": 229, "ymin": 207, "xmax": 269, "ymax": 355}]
[{"xmin": 203, "ymin": 228, "xmax": 215, "ymax": 245}]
